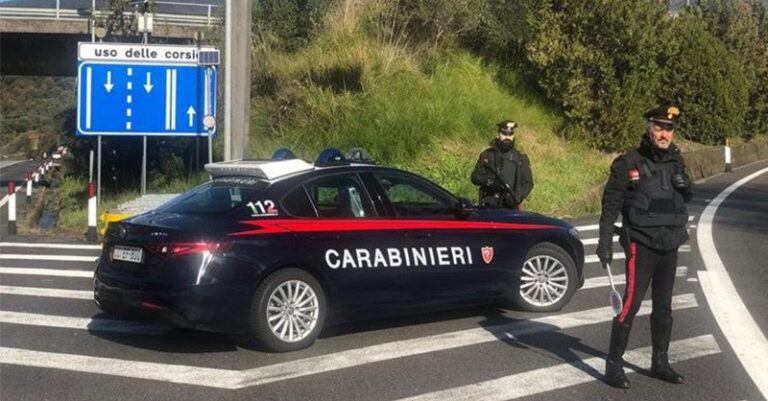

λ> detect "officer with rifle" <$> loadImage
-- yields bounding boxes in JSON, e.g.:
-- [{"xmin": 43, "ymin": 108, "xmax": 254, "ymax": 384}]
[
  {"xmin": 470, "ymin": 120, "xmax": 534, "ymax": 209},
  {"xmin": 596, "ymin": 105, "xmax": 693, "ymax": 389}
]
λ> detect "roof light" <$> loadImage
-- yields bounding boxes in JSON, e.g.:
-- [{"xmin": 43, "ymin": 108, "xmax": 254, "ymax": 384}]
[
  {"xmin": 315, "ymin": 148, "xmax": 347, "ymax": 166},
  {"xmin": 347, "ymin": 147, "xmax": 375, "ymax": 164},
  {"xmin": 271, "ymin": 148, "xmax": 298, "ymax": 160},
  {"xmin": 205, "ymin": 159, "xmax": 314, "ymax": 180}
]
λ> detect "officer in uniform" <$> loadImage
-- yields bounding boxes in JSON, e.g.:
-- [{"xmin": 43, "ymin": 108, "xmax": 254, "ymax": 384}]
[
  {"xmin": 596, "ymin": 105, "xmax": 693, "ymax": 389},
  {"xmin": 470, "ymin": 120, "xmax": 534, "ymax": 209}
]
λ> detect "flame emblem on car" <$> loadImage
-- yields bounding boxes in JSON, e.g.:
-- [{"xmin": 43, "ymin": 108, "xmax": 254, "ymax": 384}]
[{"xmin": 481, "ymin": 246, "xmax": 494, "ymax": 264}]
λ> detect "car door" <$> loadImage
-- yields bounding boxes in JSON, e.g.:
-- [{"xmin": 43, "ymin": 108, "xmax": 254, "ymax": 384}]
[
  {"xmin": 366, "ymin": 171, "xmax": 506, "ymax": 304},
  {"xmin": 282, "ymin": 172, "xmax": 413, "ymax": 316}
]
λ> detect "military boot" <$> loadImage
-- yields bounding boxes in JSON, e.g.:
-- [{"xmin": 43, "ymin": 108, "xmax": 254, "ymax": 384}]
[
  {"xmin": 605, "ymin": 319, "xmax": 632, "ymax": 389},
  {"xmin": 650, "ymin": 315, "xmax": 684, "ymax": 384}
]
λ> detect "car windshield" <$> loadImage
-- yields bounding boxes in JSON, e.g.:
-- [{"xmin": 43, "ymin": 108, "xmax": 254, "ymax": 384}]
[{"xmin": 158, "ymin": 177, "xmax": 269, "ymax": 214}]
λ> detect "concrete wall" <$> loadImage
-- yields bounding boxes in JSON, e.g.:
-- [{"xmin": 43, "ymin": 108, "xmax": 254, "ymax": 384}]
[{"xmin": 684, "ymin": 141, "xmax": 768, "ymax": 182}]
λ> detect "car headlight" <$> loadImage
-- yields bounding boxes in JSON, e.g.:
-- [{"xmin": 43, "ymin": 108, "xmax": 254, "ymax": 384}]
[{"xmin": 568, "ymin": 227, "xmax": 580, "ymax": 239}]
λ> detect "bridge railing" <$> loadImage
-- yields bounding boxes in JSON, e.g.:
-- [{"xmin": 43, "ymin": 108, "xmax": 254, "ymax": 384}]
[{"xmin": 0, "ymin": 1, "xmax": 221, "ymax": 28}]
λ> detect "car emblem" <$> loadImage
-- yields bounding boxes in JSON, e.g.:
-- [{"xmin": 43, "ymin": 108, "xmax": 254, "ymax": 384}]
[{"xmin": 481, "ymin": 246, "xmax": 494, "ymax": 264}]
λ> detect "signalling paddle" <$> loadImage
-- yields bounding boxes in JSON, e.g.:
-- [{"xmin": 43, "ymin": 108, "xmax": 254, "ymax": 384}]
[{"xmin": 604, "ymin": 262, "xmax": 623, "ymax": 316}]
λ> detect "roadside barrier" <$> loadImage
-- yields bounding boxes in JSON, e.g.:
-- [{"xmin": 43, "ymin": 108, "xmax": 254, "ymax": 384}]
[
  {"xmin": 26, "ymin": 174, "xmax": 32, "ymax": 198},
  {"xmin": 87, "ymin": 182, "xmax": 97, "ymax": 243},
  {"xmin": 724, "ymin": 139, "xmax": 732, "ymax": 173},
  {"xmin": 8, "ymin": 182, "xmax": 16, "ymax": 236}
]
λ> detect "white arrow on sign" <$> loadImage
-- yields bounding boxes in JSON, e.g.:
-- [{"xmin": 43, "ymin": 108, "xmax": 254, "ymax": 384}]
[
  {"xmin": 144, "ymin": 72, "xmax": 153, "ymax": 93},
  {"xmin": 104, "ymin": 71, "xmax": 113, "ymax": 93},
  {"xmin": 186, "ymin": 106, "xmax": 196, "ymax": 127}
]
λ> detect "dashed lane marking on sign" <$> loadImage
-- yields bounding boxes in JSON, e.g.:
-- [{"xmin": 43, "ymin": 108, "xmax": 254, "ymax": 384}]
[
  {"xmin": 0, "ymin": 254, "xmax": 98, "ymax": 262},
  {"xmin": 697, "ymin": 166, "xmax": 768, "ymax": 399},
  {"xmin": 0, "ymin": 295, "xmax": 699, "ymax": 389},
  {"xmin": 0, "ymin": 286, "xmax": 92, "ymax": 300},
  {"xmin": 395, "ymin": 335, "xmax": 721, "ymax": 401},
  {"xmin": 0, "ymin": 242, "xmax": 101, "ymax": 250},
  {"xmin": 0, "ymin": 268, "xmax": 93, "ymax": 278}
]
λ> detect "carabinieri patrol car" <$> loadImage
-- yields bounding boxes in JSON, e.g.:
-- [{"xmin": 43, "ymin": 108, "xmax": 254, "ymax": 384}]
[{"xmin": 94, "ymin": 149, "xmax": 585, "ymax": 352}]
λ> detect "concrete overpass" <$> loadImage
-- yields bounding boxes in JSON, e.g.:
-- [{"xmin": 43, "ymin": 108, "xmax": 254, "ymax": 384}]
[{"xmin": 0, "ymin": 0, "xmax": 221, "ymax": 76}]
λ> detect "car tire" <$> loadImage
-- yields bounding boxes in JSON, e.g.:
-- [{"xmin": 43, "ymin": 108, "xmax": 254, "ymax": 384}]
[
  {"xmin": 247, "ymin": 268, "xmax": 327, "ymax": 352},
  {"xmin": 511, "ymin": 242, "xmax": 578, "ymax": 312}
]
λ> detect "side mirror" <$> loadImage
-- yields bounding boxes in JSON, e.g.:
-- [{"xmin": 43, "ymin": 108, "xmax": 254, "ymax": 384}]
[{"xmin": 454, "ymin": 197, "xmax": 475, "ymax": 218}]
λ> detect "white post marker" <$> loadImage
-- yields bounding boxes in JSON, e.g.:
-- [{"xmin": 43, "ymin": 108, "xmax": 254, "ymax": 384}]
[
  {"xmin": 33, "ymin": 172, "xmax": 39, "ymax": 184},
  {"xmin": 724, "ymin": 138, "xmax": 732, "ymax": 173},
  {"xmin": 87, "ymin": 182, "xmax": 97, "ymax": 243},
  {"xmin": 26, "ymin": 174, "xmax": 32, "ymax": 198},
  {"xmin": 7, "ymin": 182, "xmax": 17, "ymax": 236}
]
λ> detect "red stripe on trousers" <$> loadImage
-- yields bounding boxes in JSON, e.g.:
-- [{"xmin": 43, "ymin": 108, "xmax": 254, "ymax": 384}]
[{"xmin": 618, "ymin": 241, "xmax": 637, "ymax": 323}]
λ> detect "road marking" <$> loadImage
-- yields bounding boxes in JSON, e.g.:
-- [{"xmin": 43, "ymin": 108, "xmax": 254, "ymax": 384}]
[
  {"xmin": 0, "ymin": 311, "xmax": 170, "ymax": 335},
  {"xmin": 0, "ymin": 242, "xmax": 101, "ymax": 250},
  {"xmin": 0, "ymin": 268, "xmax": 93, "ymax": 278},
  {"xmin": 574, "ymin": 224, "xmax": 598, "ymax": 232},
  {"xmin": 697, "ymin": 166, "xmax": 768, "ymax": 399},
  {"xmin": 127, "ymin": 67, "xmax": 132, "ymax": 76},
  {"xmin": 395, "ymin": 335, "xmax": 721, "ymax": 401},
  {"xmin": 584, "ymin": 246, "xmax": 690, "ymax": 265},
  {"xmin": 126, "ymin": 81, "xmax": 132, "ymax": 90},
  {"xmin": 86, "ymin": 66, "xmax": 92, "ymax": 129},
  {"xmin": 0, "ymin": 286, "xmax": 91, "ymax": 299},
  {"xmin": 126, "ymin": 108, "xmax": 132, "ymax": 117},
  {"xmin": 126, "ymin": 94, "xmax": 132, "ymax": 104},
  {"xmin": 0, "ymin": 254, "xmax": 97, "ymax": 262},
  {"xmin": 165, "ymin": 69, "xmax": 171, "ymax": 129},
  {"xmin": 126, "ymin": 122, "xmax": 132, "ymax": 130},
  {"xmin": 580, "ymin": 236, "xmax": 617, "ymax": 246},
  {"xmin": 581, "ymin": 266, "xmax": 687, "ymax": 290},
  {"xmin": 171, "ymin": 69, "xmax": 177, "ymax": 129},
  {"xmin": 0, "ymin": 295, "xmax": 698, "ymax": 389}
]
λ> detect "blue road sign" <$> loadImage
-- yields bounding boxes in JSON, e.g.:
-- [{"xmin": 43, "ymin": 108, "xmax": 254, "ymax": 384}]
[{"xmin": 76, "ymin": 62, "xmax": 216, "ymax": 136}]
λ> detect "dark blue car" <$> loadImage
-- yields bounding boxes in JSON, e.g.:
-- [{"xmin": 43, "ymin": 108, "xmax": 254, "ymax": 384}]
[{"xmin": 95, "ymin": 154, "xmax": 584, "ymax": 352}]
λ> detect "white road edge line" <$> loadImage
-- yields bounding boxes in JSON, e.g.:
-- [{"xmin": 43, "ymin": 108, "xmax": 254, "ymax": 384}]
[
  {"xmin": 0, "ymin": 254, "xmax": 98, "ymax": 262},
  {"xmin": 0, "ymin": 242, "xmax": 102, "ymax": 250},
  {"xmin": 0, "ymin": 286, "xmax": 92, "ymax": 299},
  {"xmin": 697, "ymin": 166, "xmax": 768, "ymax": 399},
  {"xmin": 396, "ymin": 335, "xmax": 720, "ymax": 401},
  {"xmin": 0, "ymin": 294, "xmax": 698, "ymax": 389},
  {"xmin": 0, "ymin": 268, "xmax": 94, "ymax": 278}
]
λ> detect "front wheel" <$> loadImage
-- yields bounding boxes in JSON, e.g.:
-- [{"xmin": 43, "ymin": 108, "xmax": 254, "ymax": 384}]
[
  {"xmin": 511, "ymin": 242, "xmax": 578, "ymax": 312},
  {"xmin": 247, "ymin": 268, "xmax": 327, "ymax": 352}
]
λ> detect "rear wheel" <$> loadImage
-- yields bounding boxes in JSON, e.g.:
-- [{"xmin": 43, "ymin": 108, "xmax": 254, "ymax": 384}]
[
  {"xmin": 247, "ymin": 268, "xmax": 327, "ymax": 352},
  {"xmin": 511, "ymin": 242, "xmax": 577, "ymax": 312}
]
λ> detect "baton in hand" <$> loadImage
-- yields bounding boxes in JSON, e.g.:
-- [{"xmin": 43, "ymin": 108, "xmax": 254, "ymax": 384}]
[{"xmin": 604, "ymin": 262, "xmax": 623, "ymax": 316}]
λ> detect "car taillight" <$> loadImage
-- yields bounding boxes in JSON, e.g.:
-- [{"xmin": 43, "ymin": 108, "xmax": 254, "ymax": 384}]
[{"xmin": 147, "ymin": 241, "xmax": 231, "ymax": 257}]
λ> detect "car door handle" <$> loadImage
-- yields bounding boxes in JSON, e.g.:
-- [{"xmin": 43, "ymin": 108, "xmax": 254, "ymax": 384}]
[{"xmin": 404, "ymin": 232, "xmax": 430, "ymax": 238}]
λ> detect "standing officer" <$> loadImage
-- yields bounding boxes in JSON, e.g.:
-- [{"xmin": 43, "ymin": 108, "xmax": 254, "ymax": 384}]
[
  {"xmin": 596, "ymin": 105, "xmax": 693, "ymax": 389},
  {"xmin": 470, "ymin": 120, "xmax": 533, "ymax": 209}
]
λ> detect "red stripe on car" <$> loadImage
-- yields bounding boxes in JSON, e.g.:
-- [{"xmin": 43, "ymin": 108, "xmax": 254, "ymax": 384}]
[{"xmin": 228, "ymin": 219, "xmax": 559, "ymax": 237}]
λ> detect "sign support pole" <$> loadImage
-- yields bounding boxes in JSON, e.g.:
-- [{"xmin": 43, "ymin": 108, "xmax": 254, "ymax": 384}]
[
  {"xmin": 142, "ymin": 136, "xmax": 147, "ymax": 194},
  {"xmin": 97, "ymin": 135, "xmax": 101, "ymax": 206}
]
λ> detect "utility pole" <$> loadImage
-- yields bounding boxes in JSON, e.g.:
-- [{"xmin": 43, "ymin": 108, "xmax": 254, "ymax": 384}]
[{"xmin": 224, "ymin": 0, "xmax": 251, "ymax": 161}]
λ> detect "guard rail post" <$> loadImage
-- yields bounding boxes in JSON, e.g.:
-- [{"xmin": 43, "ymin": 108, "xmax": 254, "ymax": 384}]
[
  {"xmin": 725, "ymin": 138, "xmax": 732, "ymax": 173},
  {"xmin": 8, "ymin": 182, "xmax": 17, "ymax": 236},
  {"xmin": 88, "ymin": 182, "xmax": 97, "ymax": 243},
  {"xmin": 26, "ymin": 174, "xmax": 32, "ymax": 198}
]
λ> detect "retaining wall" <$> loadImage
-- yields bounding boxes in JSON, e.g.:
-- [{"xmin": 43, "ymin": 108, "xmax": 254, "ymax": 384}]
[{"xmin": 683, "ymin": 141, "xmax": 768, "ymax": 182}]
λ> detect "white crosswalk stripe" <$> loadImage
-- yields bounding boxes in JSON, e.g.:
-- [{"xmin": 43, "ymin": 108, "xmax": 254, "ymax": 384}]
[
  {"xmin": 0, "ymin": 242, "xmax": 102, "ymax": 250},
  {"xmin": 0, "ymin": 285, "xmax": 92, "ymax": 299},
  {"xmin": 0, "ymin": 267, "xmax": 93, "ymax": 277},
  {"xmin": 0, "ymin": 254, "xmax": 98, "ymax": 262},
  {"xmin": 395, "ymin": 335, "xmax": 720, "ymax": 401},
  {"xmin": 581, "ymin": 266, "xmax": 688, "ymax": 290}
]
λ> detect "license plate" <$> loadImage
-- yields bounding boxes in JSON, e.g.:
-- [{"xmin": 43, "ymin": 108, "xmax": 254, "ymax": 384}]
[{"xmin": 112, "ymin": 245, "xmax": 143, "ymax": 264}]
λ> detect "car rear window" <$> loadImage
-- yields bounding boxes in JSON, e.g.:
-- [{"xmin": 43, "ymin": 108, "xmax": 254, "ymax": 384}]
[{"xmin": 158, "ymin": 178, "xmax": 269, "ymax": 214}]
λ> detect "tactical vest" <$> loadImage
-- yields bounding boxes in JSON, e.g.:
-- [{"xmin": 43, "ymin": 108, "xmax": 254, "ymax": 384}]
[{"xmin": 624, "ymin": 150, "xmax": 688, "ymax": 228}]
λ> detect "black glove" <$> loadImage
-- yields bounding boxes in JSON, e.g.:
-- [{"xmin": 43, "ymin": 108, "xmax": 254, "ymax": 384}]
[
  {"xmin": 503, "ymin": 192, "xmax": 520, "ymax": 207},
  {"xmin": 596, "ymin": 243, "xmax": 613, "ymax": 266},
  {"xmin": 671, "ymin": 173, "xmax": 690, "ymax": 192}
]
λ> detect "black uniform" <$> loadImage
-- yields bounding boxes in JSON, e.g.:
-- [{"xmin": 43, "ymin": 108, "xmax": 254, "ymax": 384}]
[
  {"xmin": 470, "ymin": 139, "xmax": 534, "ymax": 209},
  {"xmin": 598, "ymin": 134, "xmax": 692, "ymax": 388}
]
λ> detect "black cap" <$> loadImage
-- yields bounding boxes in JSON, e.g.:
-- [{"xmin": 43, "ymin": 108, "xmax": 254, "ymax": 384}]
[
  {"xmin": 496, "ymin": 120, "xmax": 518, "ymax": 134},
  {"xmin": 643, "ymin": 105, "xmax": 680, "ymax": 125}
]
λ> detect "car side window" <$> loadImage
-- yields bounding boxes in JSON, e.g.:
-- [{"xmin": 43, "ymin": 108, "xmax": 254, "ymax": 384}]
[
  {"xmin": 281, "ymin": 186, "xmax": 317, "ymax": 217},
  {"xmin": 305, "ymin": 175, "xmax": 373, "ymax": 218},
  {"xmin": 375, "ymin": 174, "xmax": 454, "ymax": 216}
]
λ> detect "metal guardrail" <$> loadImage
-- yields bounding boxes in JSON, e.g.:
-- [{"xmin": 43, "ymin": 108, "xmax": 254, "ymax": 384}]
[{"xmin": 0, "ymin": 2, "xmax": 220, "ymax": 28}]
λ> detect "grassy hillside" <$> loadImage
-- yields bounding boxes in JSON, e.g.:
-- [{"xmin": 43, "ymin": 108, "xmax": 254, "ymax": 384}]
[{"xmin": 249, "ymin": 5, "xmax": 613, "ymax": 216}]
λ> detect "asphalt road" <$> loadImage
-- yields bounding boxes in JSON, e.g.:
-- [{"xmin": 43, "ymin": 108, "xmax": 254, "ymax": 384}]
[
  {"xmin": 0, "ymin": 160, "xmax": 767, "ymax": 401},
  {"xmin": 0, "ymin": 160, "xmax": 42, "ymax": 196}
]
